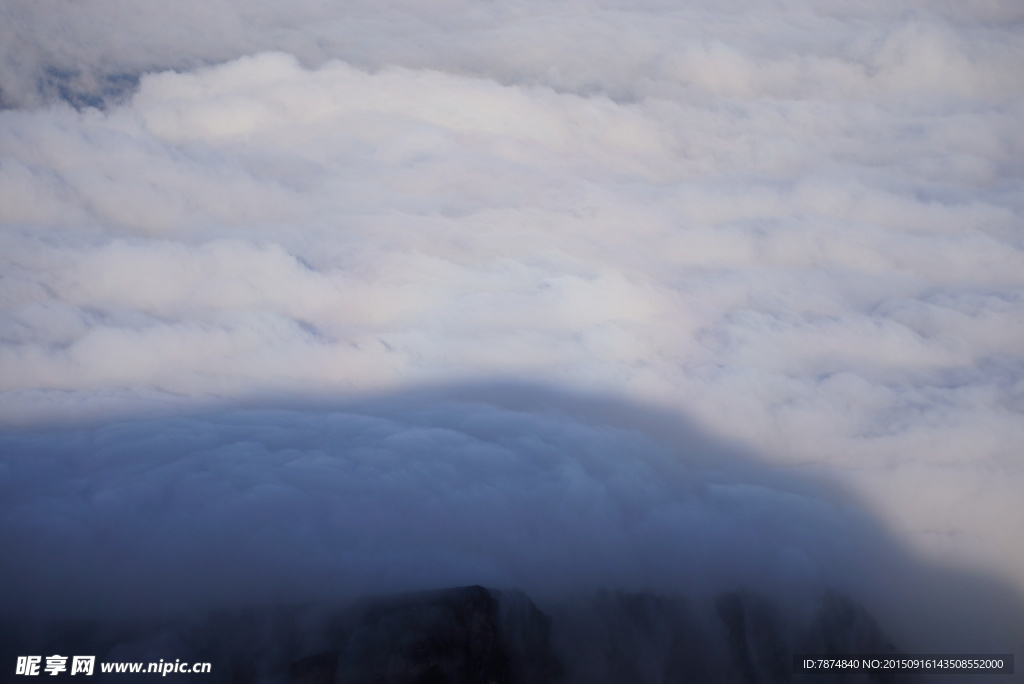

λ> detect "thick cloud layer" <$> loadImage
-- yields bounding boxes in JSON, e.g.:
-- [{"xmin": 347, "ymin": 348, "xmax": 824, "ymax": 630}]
[
  {"xmin": 3, "ymin": 0, "xmax": 1024, "ymax": 108},
  {"xmin": 1, "ymin": 390, "xmax": 1020, "ymax": 658},
  {"xmin": 0, "ymin": 397, "xmax": 871, "ymax": 613},
  {"xmin": 2, "ymin": 0, "xmax": 1023, "ymax": 661}
]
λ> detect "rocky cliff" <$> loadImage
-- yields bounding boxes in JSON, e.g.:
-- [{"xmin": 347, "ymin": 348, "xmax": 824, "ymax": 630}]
[{"xmin": 2, "ymin": 586, "xmax": 919, "ymax": 683}]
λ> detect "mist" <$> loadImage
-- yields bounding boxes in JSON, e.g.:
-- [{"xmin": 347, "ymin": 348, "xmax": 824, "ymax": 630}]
[
  {"xmin": 2, "ymin": 0, "xmax": 1023, "ymax": 679},
  {"xmin": 2, "ymin": 388, "xmax": 1020, "ymax": 666}
]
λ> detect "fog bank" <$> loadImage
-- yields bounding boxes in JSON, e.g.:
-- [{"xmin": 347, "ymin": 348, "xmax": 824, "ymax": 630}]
[{"xmin": 2, "ymin": 0, "xmax": 1022, "ymax": 667}]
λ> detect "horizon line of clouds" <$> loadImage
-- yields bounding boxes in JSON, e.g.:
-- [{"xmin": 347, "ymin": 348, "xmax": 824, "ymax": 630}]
[{"xmin": 3, "ymin": 0, "xmax": 1024, "ymax": 109}]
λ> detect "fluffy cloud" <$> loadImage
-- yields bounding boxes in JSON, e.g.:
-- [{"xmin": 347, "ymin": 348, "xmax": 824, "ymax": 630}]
[{"xmin": 1, "ymin": 0, "xmax": 1022, "ymax": 657}]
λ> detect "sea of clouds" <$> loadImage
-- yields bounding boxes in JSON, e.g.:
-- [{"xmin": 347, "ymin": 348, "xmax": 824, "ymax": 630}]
[{"xmin": 1, "ymin": 0, "xmax": 1022, "ymax": 659}]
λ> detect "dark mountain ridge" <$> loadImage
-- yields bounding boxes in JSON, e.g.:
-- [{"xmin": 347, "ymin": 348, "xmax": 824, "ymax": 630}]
[{"xmin": 3, "ymin": 585, "xmax": 918, "ymax": 683}]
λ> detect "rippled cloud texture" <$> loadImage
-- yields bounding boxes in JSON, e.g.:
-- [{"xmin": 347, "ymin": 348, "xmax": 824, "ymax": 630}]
[{"xmin": 1, "ymin": 0, "xmax": 1023, "ymax": 655}]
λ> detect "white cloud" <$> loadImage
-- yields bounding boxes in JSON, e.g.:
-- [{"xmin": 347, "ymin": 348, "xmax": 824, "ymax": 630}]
[{"xmin": 1, "ymin": 0, "xmax": 1022, "ymax": 655}]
